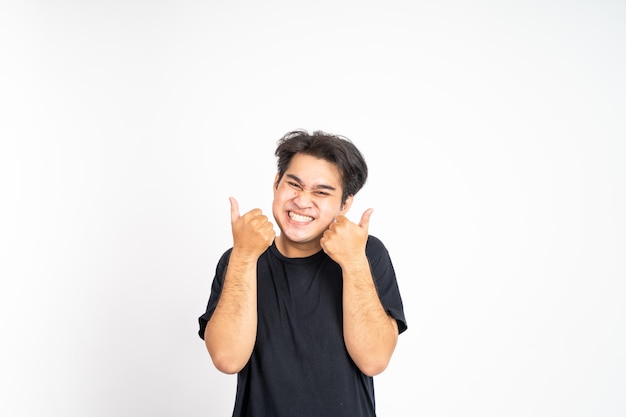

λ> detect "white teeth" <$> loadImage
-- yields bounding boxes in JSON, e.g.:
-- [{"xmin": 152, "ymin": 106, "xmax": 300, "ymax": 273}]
[{"xmin": 289, "ymin": 212, "xmax": 313, "ymax": 222}]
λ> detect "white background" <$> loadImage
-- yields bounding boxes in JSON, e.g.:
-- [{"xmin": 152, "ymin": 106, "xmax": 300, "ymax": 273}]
[{"xmin": 1, "ymin": 1, "xmax": 625, "ymax": 416}]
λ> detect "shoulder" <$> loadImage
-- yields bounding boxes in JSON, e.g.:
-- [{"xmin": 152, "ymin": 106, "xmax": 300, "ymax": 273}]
[
  {"xmin": 365, "ymin": 235, "xmax": 387, "ymax": 253},
  {"xmin": 218, "ymin": 247, "xmax": 233, "ymax": 264},
  {"xmin": 365, "ymin": 235, "xmax": 392, "ymax": 263}
]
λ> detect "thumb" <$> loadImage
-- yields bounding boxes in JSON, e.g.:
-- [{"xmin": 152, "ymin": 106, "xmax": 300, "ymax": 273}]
[
  {"xmin": 358, "ymin": 208, "xmax": 374, "ymax": 229},
  {"xmin": 229, "ymin": 196, "xmax": 240, "ymax": 223}
]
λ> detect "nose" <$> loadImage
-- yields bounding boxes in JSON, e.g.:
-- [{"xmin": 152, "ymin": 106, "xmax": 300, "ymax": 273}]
[{"xmin": 292, "ymin": 188, "xmax": 313, "ymax": 207}]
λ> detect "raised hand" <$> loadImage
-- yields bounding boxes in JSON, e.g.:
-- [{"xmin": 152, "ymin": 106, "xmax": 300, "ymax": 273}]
[
  {"xmin": 229, "ymin": 196, "xmax": 275, "ymax": 259},
  {"xmin": 320, "ymin": 208, "xmax": 373, "ymax": 267}
]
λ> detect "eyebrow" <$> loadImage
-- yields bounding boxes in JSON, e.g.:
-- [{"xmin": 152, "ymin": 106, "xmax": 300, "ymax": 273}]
[{"xmin": 285, "ymin": 174, "xmax": 337, "ymax": 191}]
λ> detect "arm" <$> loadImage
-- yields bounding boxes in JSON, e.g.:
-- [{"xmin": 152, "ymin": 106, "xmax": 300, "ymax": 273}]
[
  {"xmin": 204, "ymin": 197, "xmax": 275, "ymax": 374},
  {"xmin": 341, "ymin": 257, "xmax": 399, "ymax": 377},
  {"xmin": 320, "ymin": 209, "xmax": 399, "ymax": 377}
]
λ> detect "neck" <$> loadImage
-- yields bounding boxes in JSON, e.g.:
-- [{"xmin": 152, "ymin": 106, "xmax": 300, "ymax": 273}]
[{"xmin": 275, "ymin": 235, "xmax": 322, "ymax": 258}]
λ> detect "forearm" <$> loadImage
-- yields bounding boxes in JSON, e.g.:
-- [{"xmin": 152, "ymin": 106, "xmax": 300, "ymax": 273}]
[
  {"xmin": 204, "ymin": 250, "xmax": 258, "ymax": 374},
  {"xmin": 342, "ymin": 258, "xmax": 398, "ymax": 377}
]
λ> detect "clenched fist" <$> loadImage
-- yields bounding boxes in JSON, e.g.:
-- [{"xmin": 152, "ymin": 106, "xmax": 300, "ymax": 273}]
[
  {"xmin": 320, "ymin": 208, "xmax": 373, "ymax": 267},
  {"xmin": 229, "ymin": 196, "xmax": 275, "ymax": 259}
]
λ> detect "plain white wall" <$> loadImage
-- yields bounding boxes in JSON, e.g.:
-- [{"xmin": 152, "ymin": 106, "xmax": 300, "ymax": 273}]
[{"xmin": 1, "ymin": 1, "xmax": 625, "ymax": 416}]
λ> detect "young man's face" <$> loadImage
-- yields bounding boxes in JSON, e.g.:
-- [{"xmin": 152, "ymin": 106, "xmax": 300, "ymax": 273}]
[{"xmin": 272, "ymin": 153, "xmax": 353, "ymax": 257}]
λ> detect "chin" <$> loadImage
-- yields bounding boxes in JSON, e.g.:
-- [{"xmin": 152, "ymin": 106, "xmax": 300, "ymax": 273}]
[{"xmin": 282, "ymin": 229, "xmax": 317, "ymax": 245}]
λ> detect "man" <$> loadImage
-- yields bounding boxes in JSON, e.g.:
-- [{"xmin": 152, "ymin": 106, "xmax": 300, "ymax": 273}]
[{"xmin": 198, "ymin": 129, "xmax": 407, "ymax": 417}]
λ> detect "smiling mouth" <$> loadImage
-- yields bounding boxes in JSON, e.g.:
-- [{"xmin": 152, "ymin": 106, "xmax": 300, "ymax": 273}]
[{"xmin": 288, "ymin": 211, "xmax": 314, "ymax": 223}]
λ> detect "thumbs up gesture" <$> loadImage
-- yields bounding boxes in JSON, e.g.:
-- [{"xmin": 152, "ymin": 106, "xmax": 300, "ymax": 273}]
[
  {"xmin": 229, "ymin": 197, "xmax": 276, "ymax": 259},
  {"xmin": 320, "ymin": 208, "xmax": 373, "ymax": 267}
]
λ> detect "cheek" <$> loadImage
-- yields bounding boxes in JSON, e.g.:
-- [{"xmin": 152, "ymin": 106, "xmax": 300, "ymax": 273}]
[
  {"xmin": 319, "ymin": 200, "xmax": 344, "ymax": 217},
  {"xmin": 273, "ymin": 188, "xmax": 290, "ymax": 204}
]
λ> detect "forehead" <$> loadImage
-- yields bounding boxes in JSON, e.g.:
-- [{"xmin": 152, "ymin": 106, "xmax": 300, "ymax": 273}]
[{"xmin": 285, "ymin": 153, "xmax": 342, "ymax": 187}]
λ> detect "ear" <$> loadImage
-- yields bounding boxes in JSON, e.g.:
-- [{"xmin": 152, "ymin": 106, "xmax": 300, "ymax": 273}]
[
  {"xmin": 339, "ymin": 195, "xmax": 354, "ymax": 216},
  {"xmin": 273, "ymin": 173, "xmax": 280, "ymax": 190}
]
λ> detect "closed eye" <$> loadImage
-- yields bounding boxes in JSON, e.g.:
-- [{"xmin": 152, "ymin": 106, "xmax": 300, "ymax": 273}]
[
  {"xmin": 288, "ymin": 181, "xmax": 303, "ymax": 190},
  {"xmin": 284, "ymin": 175, "xmax": 336, "ymax": 197}
]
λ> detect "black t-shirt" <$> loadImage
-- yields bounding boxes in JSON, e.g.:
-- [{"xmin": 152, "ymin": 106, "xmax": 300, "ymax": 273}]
[{"xmin": 199, "ymin": 236, "xmax": 407, "ymax": 417}]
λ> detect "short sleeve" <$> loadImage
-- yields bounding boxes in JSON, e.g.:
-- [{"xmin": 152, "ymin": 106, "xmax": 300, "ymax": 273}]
[
  {"xmin": 366, "ymin": 236, "xmax": 407, "ymax": 334},
  {"xmin": 198, "ymin": 248, "xmax": 232, "ymax": 339}
]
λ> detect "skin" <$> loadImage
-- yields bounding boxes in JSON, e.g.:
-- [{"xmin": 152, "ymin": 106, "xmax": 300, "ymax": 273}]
[{"xmin": 204, "ymin": 153, "xmax": 398, "ymax": 376}]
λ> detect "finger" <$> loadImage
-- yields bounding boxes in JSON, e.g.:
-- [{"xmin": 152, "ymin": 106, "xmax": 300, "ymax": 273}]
[
  {"xmin": 229, "ymin": 196, "xmax": 240, "ymax": 223},
  {"xmin": 334, "ymin": 215, "xmax": 347, "ymax": 223},
  {"xmin": 358, "ymin": 208, "xmax": 374, "ymax": 229}
]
